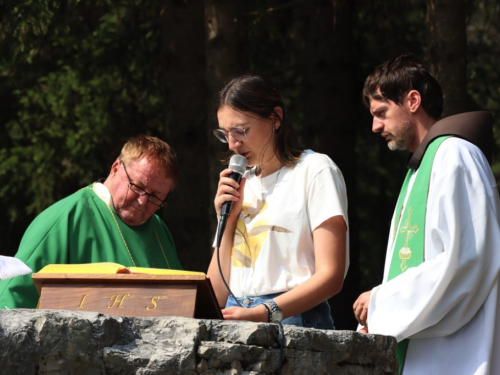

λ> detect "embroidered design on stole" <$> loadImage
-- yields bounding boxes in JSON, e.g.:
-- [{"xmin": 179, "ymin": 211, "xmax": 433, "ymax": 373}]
[{"xmin": 398, "ymin": 207, "xmax": 419, "ymax": 272}]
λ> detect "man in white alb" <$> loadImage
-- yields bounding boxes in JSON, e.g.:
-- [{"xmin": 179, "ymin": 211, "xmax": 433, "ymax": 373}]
[{"xmin": 353, "ymin": 53, "xmax": 500, "ymax": 375}]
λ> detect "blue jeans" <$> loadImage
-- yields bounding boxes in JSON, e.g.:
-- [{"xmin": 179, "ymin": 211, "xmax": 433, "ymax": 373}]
[{"xmin": 226, "ymin": 292, "xmax": 334, "ymax": 330}]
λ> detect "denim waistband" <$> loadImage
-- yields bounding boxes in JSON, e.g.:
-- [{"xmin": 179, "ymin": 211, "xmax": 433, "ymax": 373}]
[{"xmin": 226, "ymin": 293, "xmax": 334, "ymax": 330}]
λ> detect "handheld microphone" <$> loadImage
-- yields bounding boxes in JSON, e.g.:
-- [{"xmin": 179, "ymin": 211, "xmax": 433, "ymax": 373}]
[{"xmin": 215, "ymin": 154, "xmax": 247, "ymax": 248}]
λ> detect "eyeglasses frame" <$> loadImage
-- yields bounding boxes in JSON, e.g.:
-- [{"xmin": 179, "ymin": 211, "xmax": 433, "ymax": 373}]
[
  {"xmin": 213, "ymin": 117, "xmax": 263, "ymax": 143},
  {"xmin": 121, "ymin": 162, "xmax": 166, "ymax": 207}
]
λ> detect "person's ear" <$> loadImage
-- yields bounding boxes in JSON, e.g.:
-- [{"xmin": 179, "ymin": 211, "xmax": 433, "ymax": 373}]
[
  {"xmin": 406, "ymin": 90, "xmax": 421, "ymax": 114},
  {"xmin": 271, "ymin": 106, "xmax": 283, "ymax": 129},
  {"xmin": 110, "ymin": 159, "xmax": 121, "ymax": 176}
]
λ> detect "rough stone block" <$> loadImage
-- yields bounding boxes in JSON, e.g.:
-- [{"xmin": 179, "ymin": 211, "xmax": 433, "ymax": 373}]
[{"xmin": 0, "ymin": 309, "xmax": 397, "ymax": 375}]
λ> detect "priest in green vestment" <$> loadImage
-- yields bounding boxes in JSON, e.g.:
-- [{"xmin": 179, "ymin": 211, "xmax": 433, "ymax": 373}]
[
  {"xmin": 352, "ymin": 54, "xmax": 500, "ymax": 375},
  {"xmin": 0, "ymin": 135, "xmax": 183, "ymax": 309}
]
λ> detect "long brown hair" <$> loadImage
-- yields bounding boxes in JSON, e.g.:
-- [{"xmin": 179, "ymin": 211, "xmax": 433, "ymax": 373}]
[{"xmin": 216, "ymin": 73, "xmax": 303, "ymax": 166}]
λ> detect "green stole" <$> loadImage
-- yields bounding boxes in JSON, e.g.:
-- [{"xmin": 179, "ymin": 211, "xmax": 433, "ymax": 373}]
[{"xmin": 387, "ymin": 136, "xmax": 449, "ymax": 374}]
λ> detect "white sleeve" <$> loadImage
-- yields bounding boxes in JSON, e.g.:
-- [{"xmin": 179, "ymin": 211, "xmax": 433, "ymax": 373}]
[
  {"xmin": 307, "ymin": 163, "xmax": 348, "ymax": 231},
  {"xmin": 368, "ymin": 138, "xmax": 500, "ymax": 342}
]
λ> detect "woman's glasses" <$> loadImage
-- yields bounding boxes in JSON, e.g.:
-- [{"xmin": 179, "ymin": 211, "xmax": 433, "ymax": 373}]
[
  {"xmin": 213, "ymin": 117, "xmax": 261, "ymax": 143},
  {"xmin": 213, "ymin": 127, "xmax": 249, "ymax": 143}
]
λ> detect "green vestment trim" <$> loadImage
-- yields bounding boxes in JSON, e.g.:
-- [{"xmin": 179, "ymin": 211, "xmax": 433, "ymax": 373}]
[
  {"xmin": 0, "ymin": 184, "xmax": 182, "ymax": 309},
  {"xmin": 387, "ymin": 136, "xmax": 450, "ymax": 374}
]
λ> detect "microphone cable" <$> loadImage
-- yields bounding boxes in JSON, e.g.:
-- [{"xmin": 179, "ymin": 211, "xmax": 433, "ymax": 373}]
[
  {"xmin": 216, "ymin": 244, "xmax": 243, "ymax": 308},
  {"xmin": 216, "ymin": 244, "xmax": 285, "ymax": 375}
]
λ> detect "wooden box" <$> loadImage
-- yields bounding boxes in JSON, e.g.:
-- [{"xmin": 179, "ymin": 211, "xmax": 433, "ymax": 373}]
[{"xmin": 32, "ymin": 273, "xmax": 222, "ymax": 319}]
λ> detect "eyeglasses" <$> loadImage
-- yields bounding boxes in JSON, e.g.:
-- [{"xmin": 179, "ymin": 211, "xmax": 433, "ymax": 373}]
[
  {"xmin": 213, "ymin": 126, "xmax": 250, "ymax": 143},
  {"xmin": 213, "ymin": 117, "xmax": 261, "ymax": 143},
  {"xmin": 122, "ymin": 163, "xmax": 166, "ymax": 207}
]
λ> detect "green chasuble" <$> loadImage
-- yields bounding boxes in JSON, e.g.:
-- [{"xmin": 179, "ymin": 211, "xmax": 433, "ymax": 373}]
[
  {"xmin": 0, "ymin": 183, "xmax": 182, "ymax": 309},
  {"xmin": 388, "ymin": 136, "xmax": 449, "ymax": 374}
]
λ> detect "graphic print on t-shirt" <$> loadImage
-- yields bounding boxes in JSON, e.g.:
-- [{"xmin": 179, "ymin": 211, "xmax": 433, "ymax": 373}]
[{"xmin": 232, "ymin": 195, "xmax": 291, "ymax": 269}]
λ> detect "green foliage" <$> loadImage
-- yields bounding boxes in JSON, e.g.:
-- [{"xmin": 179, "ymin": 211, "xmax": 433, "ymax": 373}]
[
  {"xmin": 1, "ymin": 0, "xmax": 500, "ymax": 309},
  {"xmin": 0, "ymin": 0, "xmax": 166, "ymax": 223},
  {"xmin": 466, "ymin": 0, "xmax": 500, "ymax": 179}
]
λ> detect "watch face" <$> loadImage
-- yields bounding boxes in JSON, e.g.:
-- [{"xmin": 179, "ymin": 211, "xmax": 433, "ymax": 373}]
[{"xmin": 272, "ymin": 310, "xmax": 284, "ymax": 322}]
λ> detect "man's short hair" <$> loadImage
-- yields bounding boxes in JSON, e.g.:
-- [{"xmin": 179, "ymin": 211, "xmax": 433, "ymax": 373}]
[
  {"xmin": 119, "ymin": 135, "xmax": 179, "ymax": 187},
  {"xmin": 362, "ymin": 53, "xmax": 443, "ymax": 119}
]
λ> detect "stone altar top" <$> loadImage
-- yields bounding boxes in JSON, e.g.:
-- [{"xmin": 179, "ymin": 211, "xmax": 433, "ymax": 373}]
[{"xmin": 0, "ymin": 309, "xmax": 397, "ymax": 375}]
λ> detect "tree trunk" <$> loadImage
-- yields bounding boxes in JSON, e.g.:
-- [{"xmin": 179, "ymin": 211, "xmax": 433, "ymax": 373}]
[
  {"xmin": 160, "ymin": 0, "xmax": 210, "ymax": 272},
  {"xmin": 427, "ymin": 0, "xmax": 468, "ymax": 116},
  {"xmin": 302, "ymin": 0, "xmax": 359, "ymax": 330},
  {"xmin": 205, "ymin": 0, "xmax": 249, "ymax": 244}
]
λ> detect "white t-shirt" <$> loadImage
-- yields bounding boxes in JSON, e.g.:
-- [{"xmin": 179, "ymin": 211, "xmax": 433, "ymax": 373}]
[{"xmin": 228, "ymin": 149, "xmax": 349, "ymax": 297}]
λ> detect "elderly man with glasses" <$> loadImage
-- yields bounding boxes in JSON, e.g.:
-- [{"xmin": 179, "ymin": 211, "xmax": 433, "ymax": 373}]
[{"xmin": 0, "ymin": 135, "xmax": 183, "ymax": 309}]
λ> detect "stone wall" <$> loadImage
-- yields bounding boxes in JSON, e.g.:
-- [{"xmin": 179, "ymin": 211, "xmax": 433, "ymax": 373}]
[{"xmin": 0, "ymin": 309, "xmax": 397, "ymax": 374}]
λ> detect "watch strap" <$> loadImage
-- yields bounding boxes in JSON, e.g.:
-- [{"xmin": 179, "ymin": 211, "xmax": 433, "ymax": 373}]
[
  {"xmin": 264, "ymin": 299, "xmax": 283, "ymax": 322},
  {"xmin": 262, "ymin": 303, "xmax": 272, "ymax": 322}
]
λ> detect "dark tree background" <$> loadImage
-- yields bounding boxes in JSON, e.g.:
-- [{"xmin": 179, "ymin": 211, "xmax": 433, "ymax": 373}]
[{"xmin": 1, "ymin": 0, "xmax": 499, "ymax": 330}]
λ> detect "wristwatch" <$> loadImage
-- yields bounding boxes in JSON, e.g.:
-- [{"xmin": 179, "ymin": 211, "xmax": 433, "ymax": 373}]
[{"xmin": 264, "ymin": 299, "xmax": 284, "ymax": 323}]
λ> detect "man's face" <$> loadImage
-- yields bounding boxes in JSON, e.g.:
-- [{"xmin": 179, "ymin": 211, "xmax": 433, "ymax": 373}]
[
  {"xmin": 105, "ymin": 156, "xmax": 174, "ymax": 226},
  {"xmin": 369, "ymin": 96, "xmax": 417, "ymax": 152}
]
